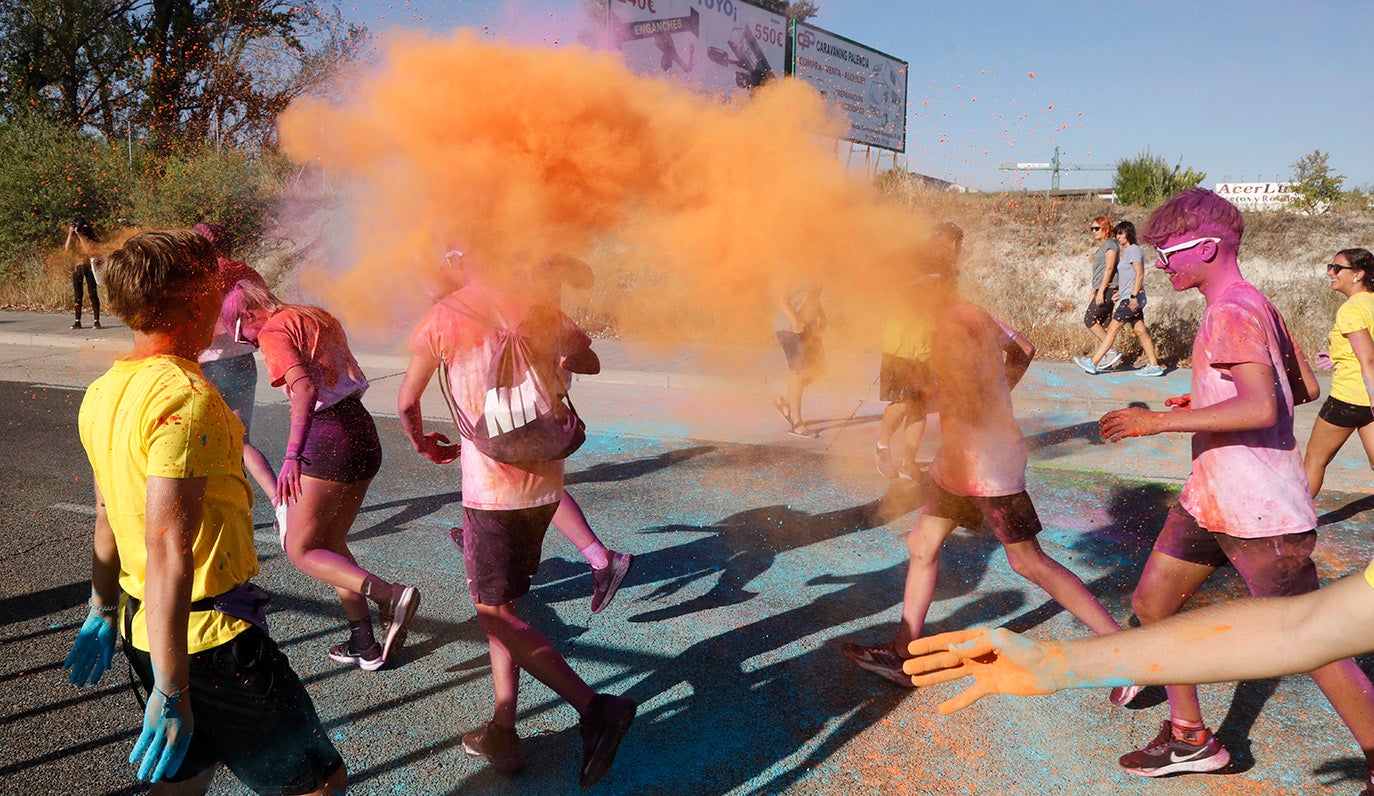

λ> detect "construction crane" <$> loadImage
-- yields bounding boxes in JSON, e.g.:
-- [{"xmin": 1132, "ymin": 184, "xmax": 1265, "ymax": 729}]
[{"xmin": 1000, "ymin": 146, "xmax": 1116, "ymax": 196}]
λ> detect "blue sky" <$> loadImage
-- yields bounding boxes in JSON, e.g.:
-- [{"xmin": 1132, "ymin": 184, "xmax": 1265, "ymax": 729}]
[{"xmin": 335, "ymin": 0, "xmax": 1373, "ymax": 192}]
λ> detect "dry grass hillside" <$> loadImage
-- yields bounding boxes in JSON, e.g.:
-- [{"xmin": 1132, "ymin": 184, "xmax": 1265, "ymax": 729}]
[{"xmin": 879, "ymin": 180, "xmax": 1374, "ymax": 366}]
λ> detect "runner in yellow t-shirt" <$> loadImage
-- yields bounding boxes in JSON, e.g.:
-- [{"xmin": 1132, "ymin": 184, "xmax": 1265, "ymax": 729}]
[
  {"xmin": 62, "ymin": 230, "xmax": 346, "ymax": 793},
  {"xmin": 1305, "ymin": 248, "xmax": 1374, "ymax": 497}
]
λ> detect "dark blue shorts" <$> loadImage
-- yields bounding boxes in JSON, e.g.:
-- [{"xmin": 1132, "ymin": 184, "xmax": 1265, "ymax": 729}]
[
  {"xmin": 1112, "ymin": 294, "xmax": 1147, "ymax": 324},
  {"xmin": 923, "ymin": 482, "xmax": 1043, "ymax": 544},
  {"xmin": 777, "ymin": 330, "xmax": 824, "ymax": 376}
]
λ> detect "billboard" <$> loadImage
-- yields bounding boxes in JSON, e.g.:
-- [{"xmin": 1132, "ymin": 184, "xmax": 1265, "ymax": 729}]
[
  {"xmin": 791, "ymin": 23, "xmax": 907, "ymax": 151},
  {"xmin": 1214, "ymin": 182, "xmax": 1299, "ymax": 211},
  {"xmin": 606, "ymin": 0, "xmax": 787, "ymax": 99}
]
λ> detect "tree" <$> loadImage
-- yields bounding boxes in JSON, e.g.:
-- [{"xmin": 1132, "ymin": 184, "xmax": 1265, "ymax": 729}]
[
  {"xmin": 1290, "ymin": 149, "xmax": 1344, "ymax": 215},
  {"xmin": 755, "ymin": 1, "xmax": 821, "ymax": 21},
  {"xmin": 0, "ymin": 0, "xmax": 140, "ymax": 137},
  {"xmin": 1113, "ymin": 150, "xmax": 1206, "ymax": 207}
]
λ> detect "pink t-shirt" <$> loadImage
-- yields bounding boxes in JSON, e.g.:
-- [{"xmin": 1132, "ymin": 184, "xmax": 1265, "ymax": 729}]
[
  {"xmin": 927, "ymin": 302, "xmax": 1029, "ymax": 497},
  {"xmin": 1181, "ymin": 281, "xmax": 1316, "ymax": 537},
  {"xmin": 257, "ymin": 308, "xmax": 369, "ymax": 411},
  {"xmin": 410, "ymin": 287, "xmax": 591, "ymax": 511}
]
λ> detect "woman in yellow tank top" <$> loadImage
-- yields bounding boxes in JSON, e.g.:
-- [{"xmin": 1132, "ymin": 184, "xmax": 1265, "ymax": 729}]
[{"xmin": 1305, "ymin": 248, "xmax": 1374, "ymax": 497}]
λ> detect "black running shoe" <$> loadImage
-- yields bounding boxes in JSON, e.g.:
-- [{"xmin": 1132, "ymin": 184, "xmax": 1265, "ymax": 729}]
[
  {"xmin": 590, "ymin": 551, "xmax": 633, "ymax": 614},
  {"xmin": 1119, "ymin": 721, "xmax": 1230, "ymax": 776},
  {"xmin": 579, "ymin": 693, "xmax": 636, "ymax": 787},
  {"xmin": 462, "ymin": 721, "xmax": 526, "ymax": 774}
]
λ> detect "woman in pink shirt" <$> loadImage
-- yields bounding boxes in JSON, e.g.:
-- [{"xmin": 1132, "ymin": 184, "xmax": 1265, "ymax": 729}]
[{"xmin": 227, "ymin": 281, "xmax": 419, "ymax": 671}]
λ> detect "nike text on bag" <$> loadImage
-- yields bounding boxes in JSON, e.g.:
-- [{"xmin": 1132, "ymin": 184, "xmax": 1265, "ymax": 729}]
[{"xmin": 438, "ymin": 301, "xmax": 586, "ymax": 464}]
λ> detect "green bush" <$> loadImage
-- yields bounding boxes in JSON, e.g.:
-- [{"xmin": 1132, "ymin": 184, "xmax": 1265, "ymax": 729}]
[
  {"xmin": 0, "ymin": 118, "xmax": 127, "ymax": 273},
  {"xmin": 129, "ymin": 148, "xmax": 291, "ymax": 238},
  {"xmin": 1113, "ymin": 150, "xmax": 1206, "ymax": 207}
]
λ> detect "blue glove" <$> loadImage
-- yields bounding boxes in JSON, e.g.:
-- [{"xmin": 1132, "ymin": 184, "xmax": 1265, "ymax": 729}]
[
  {"xmin": 129, "ymin": 683, "xmax": 193, "ymax": 782},
  {"xmin": 64, "ymin": 611, "xmax": 116, "ymax": 686}
]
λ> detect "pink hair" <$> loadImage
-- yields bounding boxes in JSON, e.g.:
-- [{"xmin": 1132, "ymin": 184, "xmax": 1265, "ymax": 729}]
[{"xmin": 1142, "ymin": 188, "xmax": 1243, "ymax": 250}]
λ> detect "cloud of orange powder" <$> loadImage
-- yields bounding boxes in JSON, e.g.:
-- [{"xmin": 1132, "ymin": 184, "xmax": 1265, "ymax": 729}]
[{"xmin": 277, "ymin": 28, "xmax": 934, "ymax": 347}]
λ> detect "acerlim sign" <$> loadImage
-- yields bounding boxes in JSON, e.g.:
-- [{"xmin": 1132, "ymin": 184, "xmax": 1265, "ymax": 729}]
[{"xmin": 1214, "ymin": 182, "xmax": 1298, "ymax": 210}]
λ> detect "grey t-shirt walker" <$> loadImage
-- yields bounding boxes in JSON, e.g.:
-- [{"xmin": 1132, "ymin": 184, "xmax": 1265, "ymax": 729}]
[
  {"xmin": 1091, "ymin": 239, "xmax": 1121, "ymax": 296},
  {"xmin": 1116, "ymin": 244, "xmax": 1145, "ymax": 297}
]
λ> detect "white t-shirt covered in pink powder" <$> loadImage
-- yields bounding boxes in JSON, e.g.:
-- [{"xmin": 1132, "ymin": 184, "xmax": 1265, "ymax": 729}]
[
  {"xmin": 1181, "ymin": 281, "xmax": 1316, "ymax": 537},
  {"xmin": 927, "ymin": 302, "xmax": 1029, "ymax": 497},
  {"xmin": 410, "ymin": 287, "xmax": 590, "ymax": 512}
]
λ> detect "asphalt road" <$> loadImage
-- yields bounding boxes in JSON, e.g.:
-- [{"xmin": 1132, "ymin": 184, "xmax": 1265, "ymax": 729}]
[{"xmin": 5, "ymin": 334, "xmax": 1374, "ymax": 794}]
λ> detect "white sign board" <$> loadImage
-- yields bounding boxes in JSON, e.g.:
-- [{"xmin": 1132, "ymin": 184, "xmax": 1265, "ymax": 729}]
[
  {"xmin": 1214, "ymin": 182, "xmax": 1298, "ymax": 211},
  {"xmin": 791, "ymin": 22, "xmax": 907, "ymax": 151},
  {"xmin": 607, "ymin": 0, "xmax": 787, "ymax": 99}
]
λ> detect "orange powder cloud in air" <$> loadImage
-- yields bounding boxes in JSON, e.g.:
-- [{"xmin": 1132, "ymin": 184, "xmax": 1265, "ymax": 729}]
[{"xmin": 276, "ymin": 30, "xmax": 934, "ymax": 346}]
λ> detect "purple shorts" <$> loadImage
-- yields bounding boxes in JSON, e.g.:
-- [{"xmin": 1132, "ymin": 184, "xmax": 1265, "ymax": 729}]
[
  {"xmin": 461, "ymin": 503, "xmax": 558, "ymax": 606},
  {"xmin": 1153, "ymin": 504, "xmax": 1319, "ymax": 597},
  {"xmin": 923, "ymin": 482, "xmax": 1043, "ymax": 545},
  {"xmin": 300, "ymin": 394, "xmax": 382, "ymax": 484}
]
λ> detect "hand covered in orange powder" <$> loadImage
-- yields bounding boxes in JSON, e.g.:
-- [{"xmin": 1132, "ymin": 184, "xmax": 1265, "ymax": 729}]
[
  {"xmin": 1163, "ymin": 393, "xmax": 1192, "ymax": 410},
  {"xmin": 1099, "ymin": 406, "xmax": 1164, "ymax": 442},
  {"xmin": 903, "ymin": 628, "xmax": 1074, "ymax": 714}
]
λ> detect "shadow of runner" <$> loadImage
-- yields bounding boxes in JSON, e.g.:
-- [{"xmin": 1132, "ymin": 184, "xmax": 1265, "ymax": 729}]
[{"xmin": 613, "ymin": 490, "xmax": 924, "ymax": 624}]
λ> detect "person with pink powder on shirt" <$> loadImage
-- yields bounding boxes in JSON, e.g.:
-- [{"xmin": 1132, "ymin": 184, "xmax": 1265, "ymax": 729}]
[
  {"xmin": 396, "ymin": 256, "xmax": 636, "ymax": 787},
  {"xmin": 227, "ymin": 281, "xmax": 420, "ymax": 672},
  {"xmin": 841, "ymin": 223, "xmax": 1129, "ymax": 703},
  {"xmin": 1079, "ymin": 188, "xmax": 1374, "ymax": 780}
]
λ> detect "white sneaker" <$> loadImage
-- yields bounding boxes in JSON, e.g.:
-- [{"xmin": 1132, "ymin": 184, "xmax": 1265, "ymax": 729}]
[{"xmin": 275, "ymin": 502, "xmax": 289, "ymax": 549}]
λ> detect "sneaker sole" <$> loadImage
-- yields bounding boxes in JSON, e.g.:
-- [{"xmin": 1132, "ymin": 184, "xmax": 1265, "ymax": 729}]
[
  {"xmin": 328, "ymin": 648, "xmax": 385, "ymax": 672},
  {"xmin": 382, "ymin": 587, "xmax": 420, "ymax": 661},
  {"xmin": 591, "ymin": 554, "xmax": 634, "ymax": 614},
  {"xmin": 462, "ymin": 735, "xmax": 527, "ymax": 773},
  {"xmin": 841, "ymin": 645, "xmax": 915, "ymax": 688},
  {"xmin": 581, "ymin": 700, "xmax": 637, "ymax": 787},
  {"xmin": 1109, "ymin": 685, "xmax": 1143, "ymax": 707},
  {"xmin": 1122, "ymin": 747, "xmax": 1230, "ymax": 777}
]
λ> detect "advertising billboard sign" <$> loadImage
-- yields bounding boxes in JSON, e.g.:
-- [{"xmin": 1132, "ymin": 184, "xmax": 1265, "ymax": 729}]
[
  {"xmin": 607, "ymin": 0, "xmax": 787, "ymax": 100},
  {"xmin": 791, "ymin": 22, "xmax": 907, "ymax": 151},
  {"xmin": 1214, "ymin": 182, "xmax": 1299, "ymax": 211}
]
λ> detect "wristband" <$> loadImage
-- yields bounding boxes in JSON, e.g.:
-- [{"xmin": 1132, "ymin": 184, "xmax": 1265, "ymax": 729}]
[
  {"xmin": 283, "ymin": 452, "xmax": 311, "ymax": 465},
  {"xmin": 88, "ymin": 598, "xmax": 119, "ymax": 616}
]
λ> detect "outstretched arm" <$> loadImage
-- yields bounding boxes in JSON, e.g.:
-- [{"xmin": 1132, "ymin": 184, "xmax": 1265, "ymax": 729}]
[
  {"xmin": 905, "ymin": 572, "xmax": 1374, "ymax": 714},
  {"xmin": 1099, "ymin": 361, "xmax": 1278, "ymax": 441}
]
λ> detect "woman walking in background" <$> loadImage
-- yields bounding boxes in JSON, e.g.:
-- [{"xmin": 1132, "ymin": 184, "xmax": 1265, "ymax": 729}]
[
  {"xmin": 1074, "ymin": 221, "xmax": 1164, "ymax": 376},
  {"xmin": 228, "ymin": 281, "xmax": 420, "ymax": 670},
  {"xmin": 1305, "ymin": 248, "xmax": 1374, "ymax": 497},
  {"xmin": 64, "ymin": 219, "xmax": 101, "ymax": 329}
]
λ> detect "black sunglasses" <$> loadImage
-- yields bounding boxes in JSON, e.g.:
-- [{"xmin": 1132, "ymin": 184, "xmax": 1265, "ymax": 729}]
[
  {"xmin": 1328, "ymin": 263, "xmax": 1356, "ymax": 273},
  {"xmin": 1089, "ymin": 225, "xmax": 1101, "ymax": 231}
]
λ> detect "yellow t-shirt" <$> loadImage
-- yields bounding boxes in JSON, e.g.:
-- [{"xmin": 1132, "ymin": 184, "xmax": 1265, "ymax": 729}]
[
  {"xmin": 1328, "ymin": 292, "xmax": 1374, "ymax": 406},
  {"xmin": 1365, "ymin": 559, "xmax": 1374, "ymax": 589},
  {"xmin": 882, "ymin": 312, "xmax": 933, "ymax": 360},
  {"xmin": 78, "ymin": 355, "xmax": 257, "ymax": 653}
]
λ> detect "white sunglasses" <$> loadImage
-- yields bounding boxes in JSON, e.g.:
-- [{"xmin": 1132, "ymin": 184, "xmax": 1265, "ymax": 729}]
[{"xmin": 1156, "ymin": 237, "xmax": 1221, "ymax": 266}]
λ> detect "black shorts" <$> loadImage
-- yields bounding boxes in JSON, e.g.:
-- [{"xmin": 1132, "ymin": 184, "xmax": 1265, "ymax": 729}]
[
  {"xmin": 1318, "ymin": 395, "xmax": 1374, "ymax": 429},
  {"xmin": 1112, "ymin": 294, "xmax": 1147, "ymax": 324},
  {"xmin": 461, "ymin": 502, "xmax": 559, "ymax": 605},
  {"xmin": 301, "ymin": 394, "xmax": 382, "ymax": 483},
  {"xmin": 879, "ymin": 354, "xmax": 931, "ymax": 413},
  {"xmin": 1152, "ymin": 504, "xmax": 1319, "ymax": 597},
  {"xmin": 1083, "ymin": 295, "xmax": 1115, "ymax": 328},
  {"xmin": 923, "ymin": 481, "xmax": 1043, "ymax": 544},
  {"xmin": 124, "ymin": 627, "xmax": 343, "ymax": 795},
  {"xmin": 777, "ymin": 330, "xmax": 825, "ymax": 376}
]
